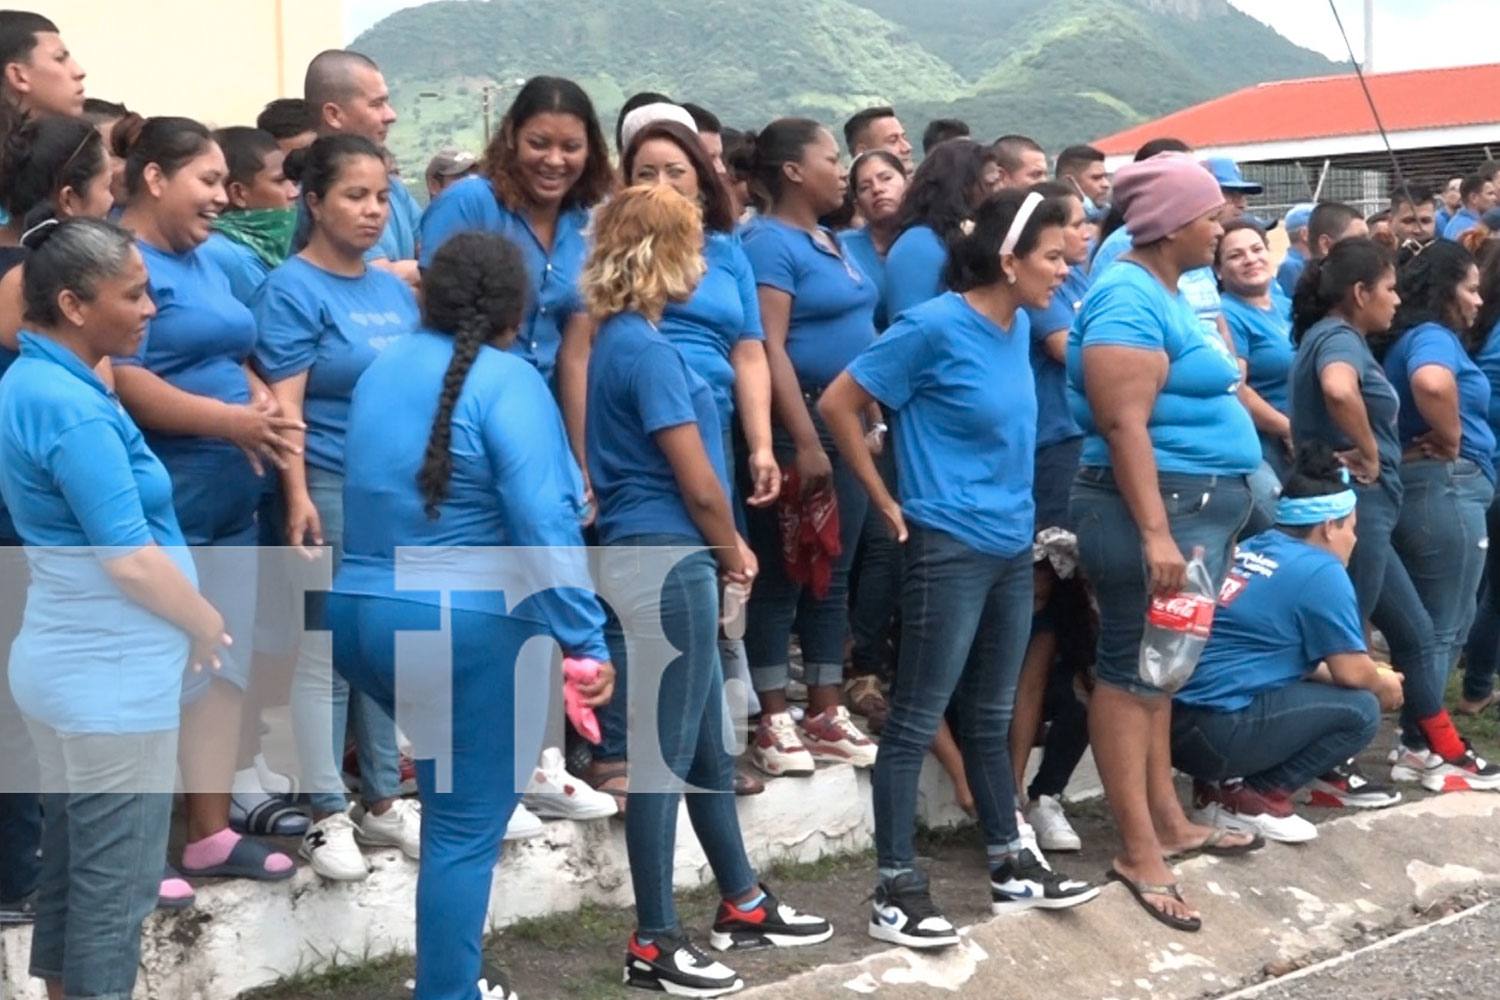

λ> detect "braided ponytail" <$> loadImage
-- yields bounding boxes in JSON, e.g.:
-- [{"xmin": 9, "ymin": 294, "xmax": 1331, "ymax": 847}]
[{"xmin": 417, "ymin": 308, "xmax": 487, "ymax": 518}]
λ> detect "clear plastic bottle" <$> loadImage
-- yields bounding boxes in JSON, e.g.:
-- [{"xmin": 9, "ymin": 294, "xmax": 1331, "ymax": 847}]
[
  {"xmin": 720, "ymin": 582, "xmax": 747, "ymax": 640},
  {"xmin": 1138, "ymin": 545, "xmax": 1217, "ymax": 692}
]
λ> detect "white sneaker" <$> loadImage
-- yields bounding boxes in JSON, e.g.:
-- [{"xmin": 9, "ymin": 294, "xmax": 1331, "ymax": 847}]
[
  {"xmin": 1024, "ymin": 795, "xmax": 1082, "ymax": 852},
  {"xmin": 523, "ymin": 747, "xmax": 617, "ymax": 820},
  {"xmin": 799, "ymin": 706, "xmax": 878, "ymax": 768},
  {"xmin": 300, "ymin": 807, "xmax": 369, "ymax": 881},
  {"xmin": 504, "ymin": 802, "xmax": 545, "ymax": 842},
  {"xmin": 358, "ymin": 798, "xmax": 422, "ymax": 859},
  {"xmin": 1390, "ymin": 745, "xmax": 1443, "ymax": 783},
  {"xmin": 1015, "ymin": 810, "xmax": 1053, "ymax": 870},
  {"xmin": 751, "ymin": 712, "xmax": 816, "ymax": 777}
]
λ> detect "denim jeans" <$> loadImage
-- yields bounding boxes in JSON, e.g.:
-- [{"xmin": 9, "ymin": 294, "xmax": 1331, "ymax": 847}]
[
  {"xmin": 1463, "ymin": 494, "xmax": 1500, "ymax": 700},
  {"xmin": 329, "ymin": 593, "xmax": 537, "ymax": 1000},
  {"xmin": 872, "ymin": 525, "xmax": 1034, "ymax": 869},
  {"xmin": 1026, "ymin": 639, "xmax": 1092, "ymax": 801},
  {"xmin": 1069, "ymin": 467, "xmax": 1252, "ymax": 697},
  {"xmin": 27, "ymin": 723, "xmax": 176, "ymax": 1000},
  {"xmin": 294, "ymin": 465, "xmax": 403, "ymax": 812},
  {"xmin": 1033, "ymin": 436, "xmax": 1084, "ymax": 531},
  {"xmin": 0, "ymin": 543, "xmax": 40, "ymax": 903},
  {"xmin": 849, "ymin": 433, "xmax": 901, "ymax": 680},
  {"xmin": 745, "ymin": 400, "xmax": 869, "ymax": 691},
  {"xmin": 1243, "ymin": 456, "xmax": 1284, "ymax": 539},
  {"xmin": 601, "ymin": 540, "xmax": 757, "ymax": 935},
  {"xmin": 1171, "ymin": 683, "xmax": 1380, "ymax": 791}
]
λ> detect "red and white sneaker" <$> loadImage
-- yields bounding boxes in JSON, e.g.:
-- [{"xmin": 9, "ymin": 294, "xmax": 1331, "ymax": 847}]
[
  {"xmin": 1390, "ymin": 744, "xmax": 1443, "ymax": 784},
  {"xmin": 799, "ymin": 706, "xmax": 877, "ymax": 768},
  {"xmin": 1306, "ymin": 758, "xmax": 1403, "ymax": 810},
  {"xmin": 751, "ymin": 712, "xmax": 816, "ymax": 777},
  {"xmin": 523, "ymin": 747, "xmax": 618, "ymax": 820},
  {"xmin": 1419, "ymin": 741, "xmax": 1500, "ymax": 793},
  {"xmin": 1190, "ymin": 779, "xmax": 1316, "ymax": 844}
]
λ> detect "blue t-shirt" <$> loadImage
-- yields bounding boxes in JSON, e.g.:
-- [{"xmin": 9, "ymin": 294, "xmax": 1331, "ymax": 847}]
[
  {"xmin": 586, "ymin": 312, "xmax": 727, "ymax": 545},
  {"xmin": 115, "ymin": 241, "xmax": 258, "ymax": 468},
  {"xmin": 1290, "ymin": 316, "xmax": 1403, "ymax": 492},
  {"xmin": 848, "ymin": 293, "xmax": 1036, "ymax": 558},
  {"xmin": 1275, "ymin": 247, "xmax": 1306, "ymax": 300},
  {"xmin": 1176, "ymin": 531, "xmax": 1365, "ymax": 713},
  {"xmin": 335, "ymin": 330, "xmax": 608, "ymax": 659},
  {"xmin": 1090, "ymin": 224, "xmax": 1132, "ymax": 277},
  {"xmin": 1223, "ymin": 290, "xmax": 1294, "ymax": 415},
  {"xmin": 741, "ymin": 216, "xmax": 878, "ymax": 390},
  {"xmin": 1474, "ymin": 318, "xmax": 1500, "ymax": 440},
  {"xmin": 251, "ymin": 256, "xmax": 420, "ymax": 476},
  {"xmin": 1383, "ymin": 320, "xmax": 1497, "ymax": 482},
  {"xmin": 658, "ymin": 232, "xmax": 764, "ymax": 430},
  {"xmin": 1092, "ymin": 225, "xmax": 1222, "ymax": 339},
  {"xmin": 1436, "ymin": 206, "xmax": 1454, "ymax": 237},
  {"xmin": 838, "ymin": 226, "xmax": 890, "ymax": 331},
  {"xmin": 883, "ymin": 223, "xmax": 947, "ymax": 321},
  {"xmin": 1443, "ymin": 207, "xmax": 1481, "ymax": 242},
  {"xmin": 1067, "ymin": 261, "xmax": 1259, "ymax": 475},
  {"xmin": 0, "ymin": 333, "xmax": 196, "ymax": 733},
  {"xmin": 198, "ymin": 232, "xmax": 272, "ymax": 305},
  {"xmin": 418, "ymin": 176, "xmax": 588, "ymax": 385},
  {"xmin": 1024, "ymin": 265, "xmax": 1088, "ymax": 448}
]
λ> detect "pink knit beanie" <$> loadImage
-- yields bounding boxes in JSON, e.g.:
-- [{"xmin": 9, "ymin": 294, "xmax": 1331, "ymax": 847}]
[{"xmin": 1113, "ymin": 152, "xmax": 1225, "ymax": 246}]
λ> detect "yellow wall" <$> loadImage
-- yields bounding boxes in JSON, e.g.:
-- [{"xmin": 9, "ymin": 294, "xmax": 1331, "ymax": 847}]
[{"xmin": 48, "ymin": 0, "xmax": 344, "ymax": 127}]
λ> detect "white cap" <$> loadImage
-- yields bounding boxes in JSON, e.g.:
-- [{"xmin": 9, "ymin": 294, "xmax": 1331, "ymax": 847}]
[{"xmin": 619, "ymin": 102, "xmax": 698, "ymax": 151}]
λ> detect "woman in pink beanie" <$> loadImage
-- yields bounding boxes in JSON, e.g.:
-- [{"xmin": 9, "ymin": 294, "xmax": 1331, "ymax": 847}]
[{"xmin": 1065, "ymin": 153, "xmax": 1263, "ymax": 932}]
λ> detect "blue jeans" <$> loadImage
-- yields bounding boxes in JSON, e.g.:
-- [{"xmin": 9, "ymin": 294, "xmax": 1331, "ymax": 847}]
[
  {"xmin": 601, "ymin": 541, "xmax": 757, "ymax": 935},
  {"xmin": 330, "ymin": 593, "xmax": 535, "ymax": 1000},
  {"xmin": 1172, "ymin": 683, "xmax": 1381, "ymax": 791},
  {"xmin": 1033, "ymin": 436, "xmax": 1083, "ymax": 531},
  {"xmin": 849, "ymin": 433, "xmax": 902, "ymax": 680},
  {"xmin": 745, "ymin": 402, "xmax": 869, "ymax": 691},
  {"xmin": 27, "ymin": 724, "xmax": 176, "ymax": 1000},
  {"xmin": 1463, "ymin": 494, "xmax": 1500, "ymax": 700},
  {"xmin": 872, "ymin": 525, "xmax": 1034, "ymax": 869},
  {"xmin": 294, "ymin": 465, "xmax": 403, "ymax": 812},
  {"xmin": 1069, "ymin": 467, "xmax": 1252, "ymax": 697},
  {"xmin": 0, "ymin": 543, "xmax": 40, "ymax": 904}
]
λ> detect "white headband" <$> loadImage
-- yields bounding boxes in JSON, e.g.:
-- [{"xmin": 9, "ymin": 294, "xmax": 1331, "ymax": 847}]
[
  {"xmin": 1000, "ymin": 191, "xmax": 1045, "ymax": 257},
  {"xmin": 620, "ymin": 102, "xmax": 699, "ymax": 151}
]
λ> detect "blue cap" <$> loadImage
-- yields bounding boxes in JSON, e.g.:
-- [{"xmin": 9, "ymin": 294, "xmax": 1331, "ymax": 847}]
[
  {"xmin": 1284, "ymin": 202, "xmax": 1315, "ymax": 232},
  {"xmin": 1202, "ymin": 157, "xmax": 1263, "ymax": 194}
]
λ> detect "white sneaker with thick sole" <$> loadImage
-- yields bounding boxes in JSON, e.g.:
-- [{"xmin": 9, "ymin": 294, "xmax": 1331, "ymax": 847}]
[
  {"xmin": 504, "ymin": 802, "xmax": 546, "ymax": 842},
  {"xmin": 300, "ymin": 807, "xmax": 369, "ymax": 881},
  {"xmin": 1390, "ymin": 745, "xmax": 1443, "ymax": 784},
  {"xmin": 751, "ymin": 712, "xmax": 816, "ymax": 777},
  {"xmin": 357, "ymin": 798, "xmax": 422, "ymax": 859},
  {"xmin": 1024, "ymin": 795, "xmax": 1082, "ymax": 852},
  {"xmin": 523, "ymin": 747, "xmax": 618, "ymax": 820}
]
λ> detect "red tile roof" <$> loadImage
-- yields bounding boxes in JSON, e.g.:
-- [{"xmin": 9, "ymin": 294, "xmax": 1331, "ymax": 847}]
[{"xmin": 1093, "ymin": 62, "xmax": 1500, "ymax": 156}]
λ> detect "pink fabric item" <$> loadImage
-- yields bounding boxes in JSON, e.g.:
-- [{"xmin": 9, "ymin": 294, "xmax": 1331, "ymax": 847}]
[
  {"xmin": 1112, "ymin": 152, "xmax": 1225, "ymax": 246},
  {"xmin": 183, "ymin": 827, "xmax": 294, "ymax": 874},
  {"xmin": 159, "ymin": 875, "xmax": 194, "ymax": 902}
]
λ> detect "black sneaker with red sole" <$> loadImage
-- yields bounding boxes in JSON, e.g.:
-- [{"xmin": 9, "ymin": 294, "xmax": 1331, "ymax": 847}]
[
  {"xmin": 624, "ymin": 932, "xmax": 743, "ymax": 997},
  {"xmin": 1306, "ymin": 758, "xmax": 1403, "ymax": 809},
  {"xmin": 707, "ymin": 885, "xmax": 833, "ymax": 951}
]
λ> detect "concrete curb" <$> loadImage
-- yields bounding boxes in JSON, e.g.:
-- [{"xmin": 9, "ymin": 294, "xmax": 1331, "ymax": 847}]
[{"xmin": 736, "ymin": 793, "xmax": 1500, "ymax": 1000}]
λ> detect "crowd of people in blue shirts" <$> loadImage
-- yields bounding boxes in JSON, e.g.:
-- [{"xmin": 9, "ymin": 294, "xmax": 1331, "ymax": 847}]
[{"xmin": 6, "ymin": 9, "xmax": 1500, "ymax": 1000}]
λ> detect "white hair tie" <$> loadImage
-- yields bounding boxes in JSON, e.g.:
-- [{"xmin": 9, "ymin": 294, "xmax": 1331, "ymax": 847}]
[{"xmin": 1000, "ymin": 191, "xmax": 1044, "ymax": 257}]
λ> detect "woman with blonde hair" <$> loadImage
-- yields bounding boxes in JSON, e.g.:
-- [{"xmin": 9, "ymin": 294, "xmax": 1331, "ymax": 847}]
[{"xmin": 585, "ymin": 184, "xmax": 832, "ymax": 997}]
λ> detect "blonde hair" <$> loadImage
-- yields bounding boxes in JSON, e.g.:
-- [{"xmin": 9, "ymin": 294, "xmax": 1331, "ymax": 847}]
[{"xmin": 583, "ymin": 184, "xmax": 706, "ymax": 323}]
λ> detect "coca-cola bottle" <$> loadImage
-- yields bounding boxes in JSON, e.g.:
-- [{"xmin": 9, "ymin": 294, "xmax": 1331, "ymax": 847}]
[{"xmin": 1138, "ymin": 545, "xmax": 1217, "ymax": 692}]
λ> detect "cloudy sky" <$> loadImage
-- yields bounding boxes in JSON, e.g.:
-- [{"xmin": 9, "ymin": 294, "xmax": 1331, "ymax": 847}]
[{"xmin": 342, "ymin": 0, "xmax": 1484, "ymax": 73}]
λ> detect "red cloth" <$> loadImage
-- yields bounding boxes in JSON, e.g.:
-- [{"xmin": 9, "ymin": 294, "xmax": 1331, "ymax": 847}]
[{"xmin": 778, "ymin": 466, "xmax": 841, "ymax": 600}]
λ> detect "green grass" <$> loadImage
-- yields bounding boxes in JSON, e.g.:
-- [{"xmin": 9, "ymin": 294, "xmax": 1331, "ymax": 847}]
[
  {"xmin": 1449, "ymin": 671, "xmax": 1500, "ymax": 746},
  {"xmin": 238, "ymin": 948, "xmax": 411, "ymax": 999}
]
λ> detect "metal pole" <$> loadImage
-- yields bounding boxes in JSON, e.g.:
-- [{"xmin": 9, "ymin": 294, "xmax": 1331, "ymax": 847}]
[
  {"xmin": 1364, "ymin": 0, "xmax": 1375, "ymax": 72},
  {"xmin": 483, "ymin": 86, "xmax": 493, "ymax": 144}
]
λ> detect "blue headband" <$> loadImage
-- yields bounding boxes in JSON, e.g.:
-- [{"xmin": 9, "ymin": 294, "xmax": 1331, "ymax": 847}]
[{"xmin": 1275, "ymin": 490, "xmax": 1357, "ymax": 526}]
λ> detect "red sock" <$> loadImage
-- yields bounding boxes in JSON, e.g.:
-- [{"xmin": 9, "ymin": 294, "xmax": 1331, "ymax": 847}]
[{"xmin": 1418, "ymin": 711, "xmax": 1467, "ymax": 760}]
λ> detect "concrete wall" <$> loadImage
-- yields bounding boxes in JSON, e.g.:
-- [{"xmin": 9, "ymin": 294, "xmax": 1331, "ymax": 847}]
[{"xmin": 47, "ymin": 0, "xmax": 344, "ymax": 126}]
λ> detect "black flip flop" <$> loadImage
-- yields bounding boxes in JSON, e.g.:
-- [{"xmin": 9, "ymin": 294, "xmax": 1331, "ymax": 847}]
[
  {"xmin": 1106, "ymin": 869, "xmax": 1202, "ymax": 933},
  {"xmin": 1168, "ymin": 826, "xmax": 1265, "ymax": 860}
]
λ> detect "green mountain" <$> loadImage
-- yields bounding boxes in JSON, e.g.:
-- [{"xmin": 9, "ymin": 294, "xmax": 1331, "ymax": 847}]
[{"xmin": 355, "ymin": 0, "xmax": 1340, "ymax": 175}]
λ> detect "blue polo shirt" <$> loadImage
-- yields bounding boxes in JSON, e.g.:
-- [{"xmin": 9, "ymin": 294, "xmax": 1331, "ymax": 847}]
[
  {"xmin": 658, "ymin": 231, "xmax": 764, "ymax": 430},
  {"xmin": 1383, "ymin": 320, "xmax": 1497, "ymax": 482},
  {"xmin": 586, "ymin": 312, "xmax": 726, "ymax": 545},
  {"xmin": 741, "ymin": 216, "xmax": 877, "ymax": 390},
  {"xmin": 1474, "ymin": 318, "xmax": 1500, "ymax": 440},
  {"xmin": 1176, "ymin": 530, "xmax": 1365, "ymax": 713},
  {"xmin": 838, "ymin": 226, "xmax": 890, "ymax": 331},
  {"xmin": 847, "ymin": 292, "xmax": 1036, "ymax": 558},
  {"xmin": 418, "ymin": 176, "xmax": 588, "ymax": 384},
  {"xmin": 1067, "ymin": 261, "xmax": 1259, "ymax": 475},
  {"xmin": 1223, "ymin": 290, "xmax": 1294, "ymax": 415},
  {"xmin": 1092, "ymin": 225, "xmax": 1222, "ymax": 339},
  {"xmin": 1443, "ymin": 208, "xmax": 1481, "ymax": 241},
  {"xmin": 336, "ymin": 329, "xmax": 608, "ymax": 659},
  {"xmin": 882, "ymin": 223, "xmax": 947, "ymax": 321},
  {"xmin": 1290, "ymin": 316, "xmax": 1403, "ymax": 495},
  {"xmin": 1275, "ymin": 247, "xmax": 1306, "ymax": 300},
  {"xmin": 198, "ymin": 232, "xmax": 272, "ymax": 305},
  {"xmin": 1024, "ymin": 265, "xmax": 1088, "ymax": 448},
  {"xmin": 251, "ymin": 256, "xmax": 419, "ymax": 476},
  {"xmin": 0, "ymin": 332, "xmax": 196, "ymax": 733},
  {"xmin": 115, "ymin": 242, "xmax": 258, "ymax": 469}
]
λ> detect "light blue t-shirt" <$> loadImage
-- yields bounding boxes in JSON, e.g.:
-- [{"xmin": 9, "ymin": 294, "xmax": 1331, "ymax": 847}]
[
  {"xmin": 1275, "ymin": 247, "xmax": 1306, "ymax": 300},
  {"xmin": 251, "ymin": 256, "xmax": 420, "ymax": 475},
  {"xmin": 1383, "ymin": 320, "xmax": 1497, "ymax": 483},
  {"xmin": 741, "ymin": 216, "xmax": 877, "ymax": 390},
  {"xmin": 335, "ymin": 330, "xmax": 608, "ymax": 659},
  {"xmin": 1474, "ymin": 318, "xmax": 1500, "ymax": 440},
  {"xmin": 882, "ymin": 223, "xmax": 947, "ymax": 322},
  {"xmin": 1092, "ymin": 224, "xmax": 1222, "ymax": 339},
  {"xmin": 115, "ymin": 241, "xmax": 258, "ymax": 470},
  {"xmin": 1443, "ymin": 207, "xmax": 1481, "ymax": 242},
  {"xmin": 1223, "ymin": 290, "xmax": 1294, "ymax": 415},
  {"xmin": 1176, "ymin": 531, "xmax": 1365, "ymax": 713},
  {"xmin": 0, "ymin": 332, "xmax": 196, "ymax": 733},
  {"xmin": 586, "ymin": 311, "xmax": 727, "ymax": 545},
  {"xmin": 1024, "ymin": 265, "xmax": 1089, "ymax": 449},
  {"xmin": 848, "ymin": 292, "xmax": 1036, "ymax": 558},
  {"xmin": 1436, "ymin": 205, "xmax": 1454, "ymax": 237},
  {"xmin": 838, "ymin": 226, "xmax": 890, "ymax": 331},
  {"xmin": 198, "ymin": 232, "xmax": 272, "ymax": 305},
  {"xmin": 658, "ymin": 231, "xmax": 763, "ymax": 431},
  {"xmin": 418, "ymin": 176, "xmax": 588, "ymax": 385},
  {"xmin": 1067, "ymin": 261, "xmax": 1260, "ymax": 475}
]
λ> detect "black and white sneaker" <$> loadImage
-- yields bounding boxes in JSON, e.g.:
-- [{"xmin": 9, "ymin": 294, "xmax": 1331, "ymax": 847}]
[
  {"xmin": 404, "ymin": 961, "xmax": 517, "ymax": 999},
  {"xmin": 1307, "ymin": 758, "xmax": 1403, "ymax": 810},
  {"xmin": 868, "ymin": 869, "xmax": 960, "ymax": 950},
  {"xmin": 709, "ymin": 884, "xmax": 833, "ymax": 951},
  {"xmin": 624, "ymin": 931, "xmax": 743, "ymax": 997},
  {"xmin": 989, "ymin": 849, "xmax": 1100, "ymax": 914}
]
